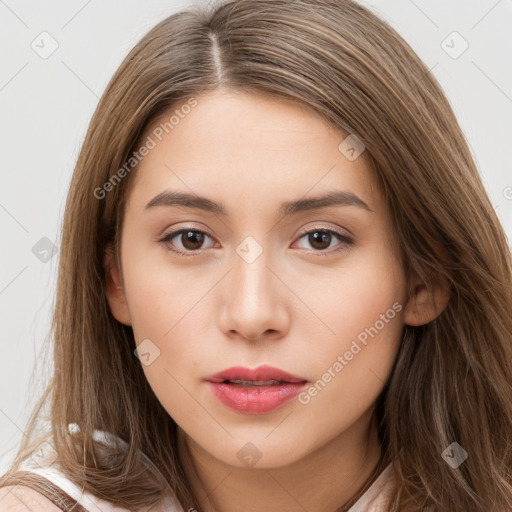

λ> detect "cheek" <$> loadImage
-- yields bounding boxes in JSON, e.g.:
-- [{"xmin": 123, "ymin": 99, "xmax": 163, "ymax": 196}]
[
  {"xmin": 121, "ymin": 248, "xmax": 215, "ymax": 411},
  {"xmin": 305, "ymin": 239, "xmax": 406, "ymax": 351},
  {"xmin": 125, "ymin": 272, "xmax": 206, "ymax": 429},
  {"xmin": 294, "ymin": 242, "xmax": 406, "ymax": 421},
  {"xmin": 123, "ymin": 239, "xmax": 210, "ymax": 339},
  {"xmin": 126, "ymin": 273, "xmax": 208, "ymax": 374}
]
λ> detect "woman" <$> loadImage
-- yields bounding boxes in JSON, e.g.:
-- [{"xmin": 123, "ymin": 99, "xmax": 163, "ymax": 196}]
[{"xmin": 1, "ymin": 0, "xmax": 511, "ymax": 510}]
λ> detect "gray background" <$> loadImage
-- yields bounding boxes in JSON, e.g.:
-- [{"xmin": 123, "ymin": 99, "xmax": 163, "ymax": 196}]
[{"xmin": 1, "ymin": 0, "xmax": 511, "ymax": 473}]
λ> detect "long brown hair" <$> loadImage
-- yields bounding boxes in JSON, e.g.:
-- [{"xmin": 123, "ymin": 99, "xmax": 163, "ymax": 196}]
[{"xmin": 2, "ymin": 0, "xmax": 512, "ymax": 510}]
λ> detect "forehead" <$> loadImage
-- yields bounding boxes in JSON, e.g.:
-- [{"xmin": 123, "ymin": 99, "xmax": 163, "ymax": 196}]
[{"xmin": 127, "ymin": 89, "xmax": 381, "ymax": 214}]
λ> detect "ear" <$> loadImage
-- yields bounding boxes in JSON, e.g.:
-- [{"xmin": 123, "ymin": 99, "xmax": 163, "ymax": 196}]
[
  {"xmin": 104, "ymin": 245, "xmax": 132, "ymax": 326},
  {"xmin": 403, "ymin": 272, "xmax": 451, "ymax": 327}
]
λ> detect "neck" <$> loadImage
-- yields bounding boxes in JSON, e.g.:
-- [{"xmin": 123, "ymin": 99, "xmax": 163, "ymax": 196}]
[{"xmin": 177, "ymin": 408, "xmax": 385, "ymax": 512}]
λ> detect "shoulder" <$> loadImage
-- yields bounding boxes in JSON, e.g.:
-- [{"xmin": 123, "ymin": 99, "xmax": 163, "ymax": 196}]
[
  {"xmin": 0, "ymin": 485, "xmax": 63, "ymax": 511},
  {"xmin": 2, "ymin": 425, "xmax": 185, "ymax": 512}
]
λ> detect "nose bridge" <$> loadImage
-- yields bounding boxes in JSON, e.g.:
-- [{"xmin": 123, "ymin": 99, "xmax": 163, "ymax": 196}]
[
  {"xmin": 219, "ymin": 235, "xmax": 289, "ymax": 340},
  {"xmin": 233, "ymin": 235, "xmax": 276, "ymax": 312}
]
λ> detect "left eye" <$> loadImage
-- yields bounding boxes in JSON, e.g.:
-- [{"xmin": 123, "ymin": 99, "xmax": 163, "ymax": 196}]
[
  {"xmin": 160, "ymin": 228, "xmax": 353, "ymax": 256},
  {"xmin": 294, "ymin": 229, "xmax": 353, "ymax": 253}
]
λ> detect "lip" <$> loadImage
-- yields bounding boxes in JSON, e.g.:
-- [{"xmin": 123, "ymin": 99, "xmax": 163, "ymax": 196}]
[
  {"xmin": 205, "ymin": 365, "xmax": 307, "ymax": 384},
  {"xmin": 204, "ymin": 365, "xmax": 308, "ymax": 414}
]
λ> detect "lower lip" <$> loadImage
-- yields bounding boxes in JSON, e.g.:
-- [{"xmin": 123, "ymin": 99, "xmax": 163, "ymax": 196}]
[{"xmin": 207, "ymin": 381, "xmax": 307, "ymax": 414}]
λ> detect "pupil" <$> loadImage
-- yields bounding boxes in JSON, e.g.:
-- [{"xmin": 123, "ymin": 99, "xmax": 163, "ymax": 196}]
[
  {"xmin": 183, "ymin": 231, "xmax": 204, "ymax": 250},
  {"xmin": 310, "ymin": 231, "xmax": 330, "ymax": 250}
]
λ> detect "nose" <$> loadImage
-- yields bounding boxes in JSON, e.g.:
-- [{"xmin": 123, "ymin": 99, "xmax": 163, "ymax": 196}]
[{"xmin": 218, "ymin": 245, "xmax": 290, "ymax": 343}]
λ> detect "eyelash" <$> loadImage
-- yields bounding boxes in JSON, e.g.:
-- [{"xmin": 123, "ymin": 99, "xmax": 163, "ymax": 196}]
[{"xmin": 159, "ymin": 226, "xmax": 354, "ymax": 257}]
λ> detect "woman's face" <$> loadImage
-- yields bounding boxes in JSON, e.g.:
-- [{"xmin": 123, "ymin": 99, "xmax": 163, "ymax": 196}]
[{"xmin": 107, "ymin": 88, "xmax": 410, "ymax": 468}]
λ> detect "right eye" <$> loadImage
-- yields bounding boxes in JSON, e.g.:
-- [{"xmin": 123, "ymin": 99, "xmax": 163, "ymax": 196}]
[{"xmin": 159, "ymin": 228, "xmax": 217, "ymax": 256}]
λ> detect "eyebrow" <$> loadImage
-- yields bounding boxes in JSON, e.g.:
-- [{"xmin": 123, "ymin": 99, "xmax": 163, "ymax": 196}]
[{"xmin": 144, "ymin": 190, "xmax": 372, "ymax": 216}]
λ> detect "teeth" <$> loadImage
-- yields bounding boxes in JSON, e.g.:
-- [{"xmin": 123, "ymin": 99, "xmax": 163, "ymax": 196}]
[{"xmin": 229, "ymin": 379, "xmax": 282, "ymax": 386}]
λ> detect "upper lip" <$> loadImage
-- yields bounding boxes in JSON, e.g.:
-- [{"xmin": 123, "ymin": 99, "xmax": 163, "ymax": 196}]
[{"xmin": 205, "ymin": 365, "xmax": 308, "ymax": 383}]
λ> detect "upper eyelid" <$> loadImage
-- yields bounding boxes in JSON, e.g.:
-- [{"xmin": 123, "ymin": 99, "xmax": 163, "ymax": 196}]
[{"xmin": 296, "ymin": 224, "xmax": 351, "ymax": 238}]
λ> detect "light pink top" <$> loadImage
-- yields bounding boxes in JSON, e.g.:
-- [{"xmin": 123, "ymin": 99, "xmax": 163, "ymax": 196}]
[{"xmin": 18, "ymin": 424, "xmax": 395, "ymax": 512}]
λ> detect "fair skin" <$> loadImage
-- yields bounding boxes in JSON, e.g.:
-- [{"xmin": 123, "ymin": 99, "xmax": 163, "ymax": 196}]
[
  {"xmin": 105, "ymin": 89, "xmax": 449, "ymax": 512},
  {"xmin": 0, "ymin": 486, "xmax": 62, "ymax": 511}
]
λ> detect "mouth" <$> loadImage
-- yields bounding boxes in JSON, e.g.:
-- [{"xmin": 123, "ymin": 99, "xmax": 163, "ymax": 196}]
[
  {"xmin": 205, "ymin": 364, "xmax": 308, "ymax": 384},
  {"xmin": 204, "ymin": 365, "xmax": 308, "ymax": 414},
  {"xmin": 218, "ymin": 379, "xmax": 294, "ymax": 387}
]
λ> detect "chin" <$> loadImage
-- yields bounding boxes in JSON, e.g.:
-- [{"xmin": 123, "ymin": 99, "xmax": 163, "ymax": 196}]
[{"xmin": 204, "ymin": 434, "xmax": 316, "ymax": 470}]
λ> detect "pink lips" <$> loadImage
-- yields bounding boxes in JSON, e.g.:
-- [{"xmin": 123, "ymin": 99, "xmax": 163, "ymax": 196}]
[{"xmin": 204, "ymin": 365, "xmax": 308, "ymax": 414}]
